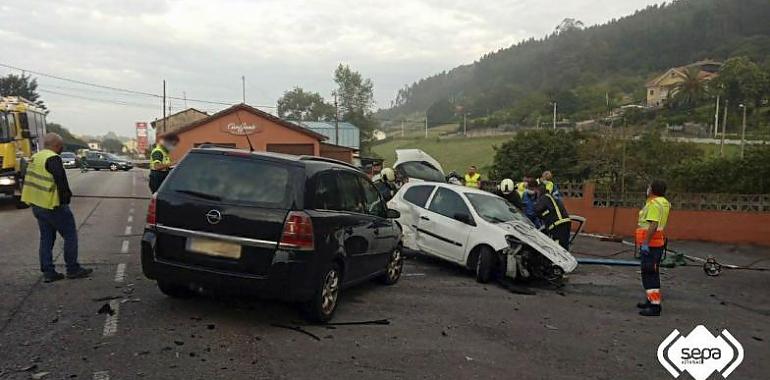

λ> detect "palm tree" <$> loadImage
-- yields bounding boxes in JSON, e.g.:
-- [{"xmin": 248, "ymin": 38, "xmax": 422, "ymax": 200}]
[{"xmin": 668, "ymin": 67, "xmax": 707, "ymax": 109}]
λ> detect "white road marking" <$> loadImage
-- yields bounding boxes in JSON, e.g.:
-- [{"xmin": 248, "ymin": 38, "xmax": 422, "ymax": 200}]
[
  {"xmin": 102, "ymin": 300, "xmax": 120, "ymax": 337},
  {"xmin": 129, "ymin": 208, "xmax": 135, "ymax": 215},
  {"xmin": 93, "ymin": 371, "xmax": 110, "ymax": 380},
  {"xmin": 127, "ymin": 215, "xmax": 133, "ymax": 223},
  {"xmin": 124, "ymin": 226, "xmax": 132, "ymax": 235},
  {"xmin": 120, "ymin": 240, "xmax": 129, "ymax": 254},
  {"xmin": 114, "ymin": 263, "xmax": 126, "ymax": 282},
  {"xmin": 404, "ymin": 273, "xmax": 426, "ymax": 277}
]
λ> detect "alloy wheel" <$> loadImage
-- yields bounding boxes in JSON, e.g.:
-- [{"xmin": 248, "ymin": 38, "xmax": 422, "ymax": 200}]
[
  {"xmin": 320, "ymin": 269, "xmax": 340, "ymax": 315},
  {"xmin": 387, "ymin": 248, "xmax": 403, "ymax": 281}
]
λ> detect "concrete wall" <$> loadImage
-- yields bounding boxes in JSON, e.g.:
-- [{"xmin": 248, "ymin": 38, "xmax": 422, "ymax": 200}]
[
  {"xmin": 564, "ymin": 182, "xmax": 770, "ymax": 246},
  {"xmin": 172, "ymin": 109, "xmax": 320, "ymax": 162}
]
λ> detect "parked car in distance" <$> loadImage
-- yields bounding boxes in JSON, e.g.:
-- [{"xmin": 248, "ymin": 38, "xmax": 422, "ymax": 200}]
[
  {"xmin": 388, "ymin": 182, "xmax": 578, "ymax": 283},
  {"xmin": 141, "ymin": 148, "xmax": 404, "ymax": 322},
  {"xmin": 60, "ymin": 152, "xmax": 78, "ymax": 169},
  {"xmin": 84, "ymin": 151, "xmax": 133, "ymax": 171}
]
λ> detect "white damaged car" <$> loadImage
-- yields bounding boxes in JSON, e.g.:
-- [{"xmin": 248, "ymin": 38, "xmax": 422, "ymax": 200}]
[{"xmin": 388, "ymin": 182, "xmax": 578, "ymax": 283}]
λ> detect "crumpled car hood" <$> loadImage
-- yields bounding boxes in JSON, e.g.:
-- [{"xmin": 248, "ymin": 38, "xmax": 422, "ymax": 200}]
[{"xmin": 495, "ymin": 221, "xmax": 579, "ymax": 273}]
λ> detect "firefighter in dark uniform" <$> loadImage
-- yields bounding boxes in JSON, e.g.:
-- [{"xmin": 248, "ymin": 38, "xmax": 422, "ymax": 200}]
[
  {"xmin": 493, "ymin": 178, "xmax": 524, "ymax": 211},
  {"xmin": 149, "ymin": 134, "xmax": 179, "ymax": 193},
  {"xmin": 533, "ymin": 183, "xmax": 571, "ymax": 250}
]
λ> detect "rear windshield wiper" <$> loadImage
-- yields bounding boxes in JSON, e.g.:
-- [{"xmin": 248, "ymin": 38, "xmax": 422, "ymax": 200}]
[{"xmin": 174, "ymin": 189, "xmax": 222, "ymax": 201}]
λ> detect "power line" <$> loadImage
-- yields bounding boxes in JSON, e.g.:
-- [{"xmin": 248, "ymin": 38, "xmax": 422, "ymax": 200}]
[
  {"xmin": 0, "ymin": 62, "xmax": 276, "ymax": 108},
  {"xmin": 38, "ymin": 88, "xmax": 161, "ymax": 109}
]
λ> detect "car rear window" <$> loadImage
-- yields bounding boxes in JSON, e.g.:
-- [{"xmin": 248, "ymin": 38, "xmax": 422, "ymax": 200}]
[{"xmin": 165, "ymin": 153, "xmax": 293, "ymax": 207}]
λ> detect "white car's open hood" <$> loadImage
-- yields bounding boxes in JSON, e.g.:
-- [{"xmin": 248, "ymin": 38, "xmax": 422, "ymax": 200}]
[
  {"xmin": 496, "ymin": 221, "xmax": 578, "ymax": 273},
  {"xmin": 394, "ymin": 149, "xmax": 445, "ymax": 175}
]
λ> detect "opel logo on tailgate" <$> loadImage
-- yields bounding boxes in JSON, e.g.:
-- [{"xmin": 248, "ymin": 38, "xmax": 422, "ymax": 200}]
[{"xmin": 205, "ymin": 210, "xmax": 223, "ymax": 225}]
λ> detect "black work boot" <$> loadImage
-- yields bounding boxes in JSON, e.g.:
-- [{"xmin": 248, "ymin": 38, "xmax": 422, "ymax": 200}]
[
  {"xmin": 66, "ymin": 267, "xmax": 94, "ymax": 279},
  {"xmin": 639, "ymin": 304, "xmax": 661, "ymax": 317},
  {"xmin": 637, "ymin": 300, "xmax": 652, "ymax": 309},
  {"xmin": 43, "ymin": 272, "xmax": 65, "ymax": 283}
]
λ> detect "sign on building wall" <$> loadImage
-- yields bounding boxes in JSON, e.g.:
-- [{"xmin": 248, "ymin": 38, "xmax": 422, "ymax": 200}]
[
  {"xmin": 136, "ymin": 122, "xmax": 149, "ymax": 152},
  {"xmin": 221, "ymin": 122, "xmax": 263, "ymax": 136}
]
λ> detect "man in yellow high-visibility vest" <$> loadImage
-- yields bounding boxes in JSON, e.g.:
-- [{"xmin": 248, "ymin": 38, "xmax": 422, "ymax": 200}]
[
  {"xmin": 21, "ymin": 133, "xmax": 92, "ymax": 282},
  {"xmin": 149, "ymin": 134, "xmax": 179, "ymax": 193},
  {"xmin": 464, "ymin": 165, "xmax": 481, "ymax": 188},
  {"xmin": 636, "ymin": 180, "xmax": 671, "ymax": 317}
]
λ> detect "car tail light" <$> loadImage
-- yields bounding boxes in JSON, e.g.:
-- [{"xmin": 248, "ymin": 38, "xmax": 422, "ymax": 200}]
[
  {"xmin": 146, "ymin": 193, "xmax": 157, "ymax": 226},
  {"xmin": 279, "ymin": 211, "xmax": 314, "ymax": 251}
]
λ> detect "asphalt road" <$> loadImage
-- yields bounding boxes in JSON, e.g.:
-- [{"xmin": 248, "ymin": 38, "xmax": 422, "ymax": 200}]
[{"xmin": 0, "ymin": 169, "xmax": 768, "ymax": 379}]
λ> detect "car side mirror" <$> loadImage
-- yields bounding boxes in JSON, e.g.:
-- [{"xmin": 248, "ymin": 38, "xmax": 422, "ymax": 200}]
[
  {"xmin": 386, "ymin": 208, "xmax": 400, "ymax": 219},
  {"xmin": 454, "ymin": 212, "xmax": 475, "ymax": 226}
]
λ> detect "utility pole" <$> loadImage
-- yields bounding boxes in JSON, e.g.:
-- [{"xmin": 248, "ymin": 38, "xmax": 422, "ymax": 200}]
[
  {"xmin": 740, "ymin": 104, "xmax": 747, "ymax": 159},
  {"xmin": 713, "ymin": 94, "xmax": 720, "ymax": 138},
  {"xmin": 463, "ymin": 113, "xmax": 467, "ymax": 137},
  {"xmin": 720, "ymin": 99, "xmax": 728, "ymax": 157},
  {"xmin": 183, "ymin": 91, "xmax": 188, "ymax": 108},
  {"xmin": 401, "ymin": 120, "xmax": 405, "ymax": 138},
  {"xmin": 425, "ymin": 117, "xmax": 428, "ymax": 138},
  {"xmin": 333, "ymin": 91, "xmax": 339, "ymax": 145},
  {"xmin": 241, "ymin": 76, "xmax": 246, "ymax": 104},
  {"xmin": 552, "ymin": 102, "xmax": 557, "ymax": 130},
  {"xmin": 162, "ymin": 80, "xmax": 167, "ymax": 135}
]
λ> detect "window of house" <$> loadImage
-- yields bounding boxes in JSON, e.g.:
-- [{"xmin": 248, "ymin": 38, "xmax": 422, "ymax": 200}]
[{"xmin": 649, "ymin": 89, "xmax": 654, "ymax": 96}]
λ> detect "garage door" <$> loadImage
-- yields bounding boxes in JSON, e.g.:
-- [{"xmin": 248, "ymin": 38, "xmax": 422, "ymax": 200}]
[{"xmin": 266, "ymin": 144, "xmax": 315, "ymax": 156}]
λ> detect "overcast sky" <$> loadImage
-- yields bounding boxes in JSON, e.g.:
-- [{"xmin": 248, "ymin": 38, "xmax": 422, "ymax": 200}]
[{"xmin": 1, "ymin": 0, "xmax": 662, "ymax": 137}]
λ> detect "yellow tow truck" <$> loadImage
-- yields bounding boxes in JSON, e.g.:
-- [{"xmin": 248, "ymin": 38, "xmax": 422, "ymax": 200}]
[{"xmin": 0, "ymin": 96, "xmax": 47, "ymax": 207}]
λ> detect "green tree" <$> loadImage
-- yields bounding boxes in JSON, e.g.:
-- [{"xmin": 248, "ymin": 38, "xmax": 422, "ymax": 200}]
[
  {"xmin": 101, "ymin": 138, "xmax": 124, "ymax": 154},
  {"xmin": 715, "ymin": 57, "xmax": 768, "ymax": 106},
  {"xmin": 668, "ymin": 67, "xmax": 707, "ymax": 110},
  {"xmin": 276, "ymin": 87, "xmax": 335, "ymax": 121},
  {"xmin": 46, "ymin": 122, "xmax": 88, "ymax": 150},
  {"xmin": 334, "ymin": 64, "xmax": 377, "ymax": 142},
  {"xmin": 0, "ymin": 73, "xmax": 46, "ymax": 110},
  {"xmin": 490, "ymin": 130, "xmax": 586, "ymax": 181}
]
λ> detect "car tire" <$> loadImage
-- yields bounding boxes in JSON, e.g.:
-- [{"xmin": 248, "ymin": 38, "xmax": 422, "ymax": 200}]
[
  {"xmin": 476, "ymin": 246, "xmax": 496, "ymax": 284},
  {"xmin": 94, "ymin": 168, "xmax": 100, "ymax": 171},
  {"xmin": 302, "ymin": 263, "xmax": 342, "ymax": 323},
  {"xmin": 109, "ymin": 164, "xmax": 118, "ymax": 171},
  {"xmin": 157, "ymin": 281, "xmax": 194, "ymax": 298},
  {"xmin": 378, "ymin": 245, "xmax": 403, "ymax": 285}
]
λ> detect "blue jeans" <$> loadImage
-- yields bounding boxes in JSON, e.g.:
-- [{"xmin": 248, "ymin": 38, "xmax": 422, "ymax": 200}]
[{"xmin": 32, "ymin": 205, "xmax": 80, "ymax": 274}]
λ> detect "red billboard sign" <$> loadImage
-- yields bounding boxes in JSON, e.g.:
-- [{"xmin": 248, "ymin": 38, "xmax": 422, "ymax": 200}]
[{"xmin": 136, "ymin": 122, "xmax": 149, "ymax": 152}]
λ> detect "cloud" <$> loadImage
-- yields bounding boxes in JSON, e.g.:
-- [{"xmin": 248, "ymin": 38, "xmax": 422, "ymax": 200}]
[{"xmin": 0, "ymin": 0, "xmax": 662, "ymax": 135}]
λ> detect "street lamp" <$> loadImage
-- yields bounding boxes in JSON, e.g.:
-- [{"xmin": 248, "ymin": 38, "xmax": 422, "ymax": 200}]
[{"xmin": 739, "ymin": 104, "xmax": 747, "ymax": 159}]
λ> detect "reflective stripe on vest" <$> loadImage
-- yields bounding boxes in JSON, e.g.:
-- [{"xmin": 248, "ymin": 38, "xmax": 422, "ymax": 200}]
[
  {"xmin": 21, "ymin": 149, "xmax": 60, "ymax": 209},
  {"xmin": 635, "ymin": 228, "xmax": 666, "ymax": 248},
  {"xmin": 150, "ymin": 145, "xmax": 171, "ymax": 171},
  {"xmin": 465, "ymin": 173, "xmax": 481, "ymax": 188},
  {"xmin": 545, "ymin": 193, "xmax": 570, "ymax": 230},
  {"xmin": 516, "ymin": 182, "xmax": 526, "ymax": 197}
]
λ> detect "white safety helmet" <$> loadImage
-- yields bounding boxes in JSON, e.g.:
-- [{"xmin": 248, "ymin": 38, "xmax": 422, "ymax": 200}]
[
  {"xmin": 381, "ymin": 167, "xmax": 396, "ymax": 183},
  {"xmin": 500, "ymin": 178, "xmax": 515, "ymax": 194}
]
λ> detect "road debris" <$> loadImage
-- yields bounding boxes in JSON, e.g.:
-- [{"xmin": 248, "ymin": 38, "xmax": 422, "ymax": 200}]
[
  {"xmin": 97, "ymin": 303, "xmax": 115, "ymax": 316},
  {"xmin": 271, "ymin": 323, "xmax": 321, "ymax": 341},
  {"xmin": 31, "ymin": 372, "xmax": 50, "ymax": 379},
  {"xmin": 324, "ymin": 319, "xmax": 390, "ymax": 326}
]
